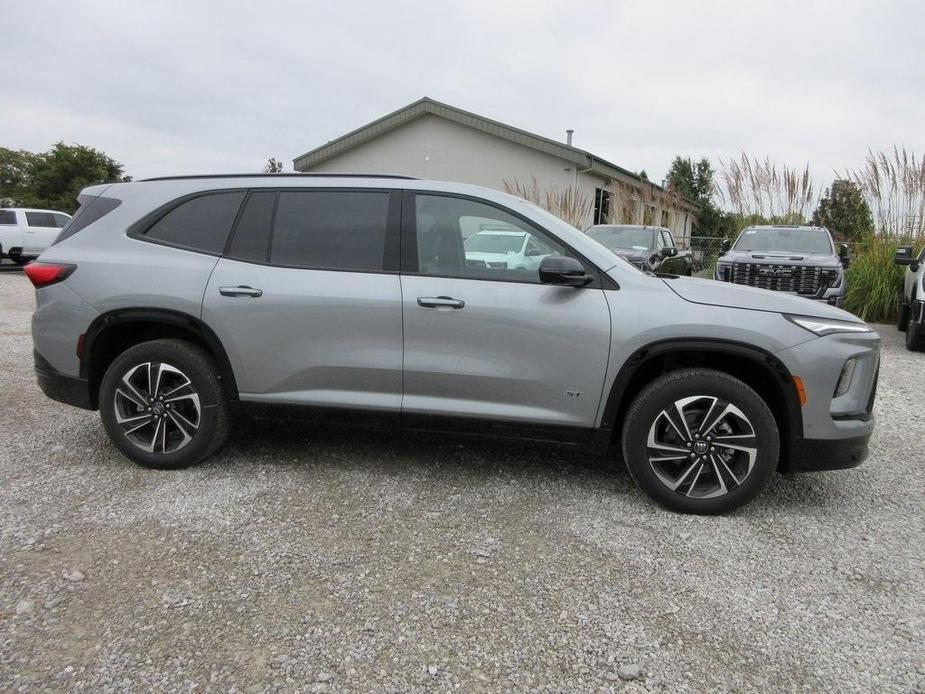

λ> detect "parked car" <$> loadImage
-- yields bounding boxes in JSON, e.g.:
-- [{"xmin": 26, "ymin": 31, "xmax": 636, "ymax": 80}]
[
  {"xmin": 586, "ymin": 224, "xmax": 693, "ymax": 275},
  {"xmin": 462, "ymin": 228, "xmax": 556, "ymax": 271},
  {"xmin": 714, "ymin": 225, "xmax": 849, "ymax": 306},
  {"xmin": 28, "ymin": 174, "xmax": 879, "ymax": 514},
  {"xmin": 0, "ymin": 208, "xmax": 72, "ymax": 264},
  {"xmin": 895, "ymin": 244, "xmax": 925, "ymax": 351}
]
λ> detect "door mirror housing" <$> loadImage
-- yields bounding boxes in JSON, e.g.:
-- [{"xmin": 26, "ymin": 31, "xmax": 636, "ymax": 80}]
[
  {"xmin": 721, "ymin": 238, "xmax": 732, "ymax": 253},
  {"xmin": 661, "ymin": 246, "xmax": 677, "ymax": 258},
  {"xmin": 895, "ymin": 246, "xmax": 918, "ymax": 266},
  {"xmin": 839, "ymin": 243, "xmax": 850, "ymax": 268},
  {"xmin": 539, "ymin": 256, "xmax": 593, "ymax": 287}
]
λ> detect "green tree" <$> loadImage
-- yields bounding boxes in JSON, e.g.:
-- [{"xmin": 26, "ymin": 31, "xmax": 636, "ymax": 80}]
[
  {"xmin": 1, "ymin": 143, "xmax": 130, "ymax": 213},
  {"xmin": 264, "ymin": 157, "xmax": 284, "ymax": 173},
  {"xmin": 0, "ymin": 147, "xmax": 35, "ymax": 206},
  {"xmin": 26, "ymin": 143, "xmax": 130, "ymax": 213},
  {"xmin": 811, "ymin": 179, "xmax": 874, "ymax": 242},
  {"xmin": 666, "ymin": 156, "xmax": 735, "ymax": 238}
]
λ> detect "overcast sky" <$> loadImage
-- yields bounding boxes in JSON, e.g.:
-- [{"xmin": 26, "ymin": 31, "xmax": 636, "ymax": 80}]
[{"xmin": 3, "ymin": 1, "xmax": 922, "ymax": 193}]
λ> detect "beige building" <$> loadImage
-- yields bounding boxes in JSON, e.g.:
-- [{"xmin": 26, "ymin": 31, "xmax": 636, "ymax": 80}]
[{"xmin": 293, "ymin": 97, "xmax": 697, "ymax": 238}]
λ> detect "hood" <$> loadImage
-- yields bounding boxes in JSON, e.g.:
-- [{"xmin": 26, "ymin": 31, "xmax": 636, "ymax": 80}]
[
  {"xmin": 662, "ymin": 275, "xmax": 863, "ymax": 322},
  {"xmin": 718, "ymin": 250, "xmax": 841, "ymax": 268}
]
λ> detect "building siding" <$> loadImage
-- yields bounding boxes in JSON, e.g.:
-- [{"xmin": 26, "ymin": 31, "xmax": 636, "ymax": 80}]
[{"xmin": 302, "ymin": 113, "xmax": 691, "ymax": 235}]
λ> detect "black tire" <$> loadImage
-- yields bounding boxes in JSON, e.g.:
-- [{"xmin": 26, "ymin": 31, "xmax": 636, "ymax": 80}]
[
  {"xmin": 897, "ymin": 293, "xmax": 910, "ymax": 332},
  {"xmin": 621, "ymin": 368, "xmax": 779, "ymax": 515},
  {"xmin": 99, "ymin": 339, "xmax": 229, "ymax": 469},
  {"xmin": 906, "ymin": 308, "xmax": 925, "ymax": 351}
]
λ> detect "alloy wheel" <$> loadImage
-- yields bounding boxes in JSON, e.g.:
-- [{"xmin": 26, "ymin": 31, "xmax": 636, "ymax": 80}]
[
  {"xmin": 113, "ymin": 362, "xmax": 201, "ymax": 454},
  {"xmin": 646, "ymin": 395, "xmax": 758, "ymax": 499}
]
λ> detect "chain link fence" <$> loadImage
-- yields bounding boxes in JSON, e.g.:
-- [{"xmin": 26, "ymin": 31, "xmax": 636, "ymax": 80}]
[{"xmin": 676, "ymin": 236, "xmax": 729, "ymax": 277}]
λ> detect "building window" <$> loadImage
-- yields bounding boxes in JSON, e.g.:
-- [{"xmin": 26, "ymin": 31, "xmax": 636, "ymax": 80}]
[
  {"xmin": 593, "ymin": 188, "xmax": 611, "ymax": 225},
  {"xmin": 660, "ymin": 210, "xmax": 670, "ymax": 228},
  {"xmin": 643, "ymin": 204, "xmax": 655, "ymax": 226}
]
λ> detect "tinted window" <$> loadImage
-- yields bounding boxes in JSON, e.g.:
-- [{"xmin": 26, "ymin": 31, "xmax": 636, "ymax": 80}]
[
  {"xmin": 226, "ymin": 191, "xmax": 276, "ymax": 263},
  {"xmin": 51, "ymin": 213, "xmax": 70, "ymax": 228},
  {"xmin": 270, "ymin": 191, "xmax": 389, "ymax": 271},
  {"xmin": 0, "ymin": 210, "xmax": 16, "ymax": 225},
  {"xmin": 26, "ymin": 212, "xmax": 58, "ymax": 227},
  {"xmin": 415, "ymin": 194, "xmax": 570, "ymax": 283},
  {"xmin": 54, "ymin": 195, "xmax": 121, "ymax": 244},
  {"xmin": 733, "ymin": 228, "xmax": 833, "ymax": 254},
  {"xmin": 145, "ymin": 192, "xmax": 245, "ymax": 254},
  {"xmin": 587, "ymin": 226, "xmax": 654, "ymax": 252}
]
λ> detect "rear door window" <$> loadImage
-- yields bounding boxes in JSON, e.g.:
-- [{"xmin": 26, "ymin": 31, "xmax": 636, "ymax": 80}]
[
  {"xmin": 0, "ymin": 210, "xmax": 16, "ymax": 225},
  {"xmin": 26, "ymin": 212, "xmax": 58, "ymax": 227},
  {"xmin": 145, "ymin": 191, "xmax": 246, "ymax": 254},
  {"xmin": 270, "ymin": 190, "xmax": 389, "ymax": 271}
]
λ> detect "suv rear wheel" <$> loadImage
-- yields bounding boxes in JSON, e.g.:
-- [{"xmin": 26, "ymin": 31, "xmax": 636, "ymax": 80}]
[
  {"xmin": 906, "ymin": 306, "xmax": 925, "ymax": 351},
  {"xmin": 99, "ymin": 339, "xmax": 229, "ymax": 469},
  {"xmin": 897, "ymin": 292, "xmax": 910, "ymax": 332},
  {"xmin": 622, "ymin": 368, "xmax": 779, "ymax": 514}
]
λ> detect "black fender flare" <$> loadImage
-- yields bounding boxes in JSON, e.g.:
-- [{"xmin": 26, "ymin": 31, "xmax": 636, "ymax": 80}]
[
  {"xmin": 79, "ymin": 307, "xmax": 238, "ymax": 401},
  {"xmin": 599, "ymin": 337, "xmax": 803, "ymax": 439}
]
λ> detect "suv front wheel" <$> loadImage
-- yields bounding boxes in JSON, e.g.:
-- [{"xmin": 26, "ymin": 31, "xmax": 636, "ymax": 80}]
[
  {"xmin": 622, "ymin": 368, "xmax": 779, "ymax": 514},
  {"xmin": 99, "ymin": 339, "xmax": 229, "ymax": 469}
]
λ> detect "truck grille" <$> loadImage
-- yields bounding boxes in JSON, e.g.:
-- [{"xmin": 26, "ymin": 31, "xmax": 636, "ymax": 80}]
[{"xmin": 731, "ymin": 263, "xmax": 822, "ymax": 295}]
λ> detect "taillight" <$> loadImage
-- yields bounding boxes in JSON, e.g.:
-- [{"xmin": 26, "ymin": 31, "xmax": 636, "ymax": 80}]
[{"xmin": 23, "ymin": 262, "xmax": 76, "ymax": 288}]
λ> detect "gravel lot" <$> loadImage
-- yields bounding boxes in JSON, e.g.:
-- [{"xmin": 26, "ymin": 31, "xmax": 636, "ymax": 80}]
[{"xmin": 1, "ymin": 264, "xmax": 923, "ymax": 693}]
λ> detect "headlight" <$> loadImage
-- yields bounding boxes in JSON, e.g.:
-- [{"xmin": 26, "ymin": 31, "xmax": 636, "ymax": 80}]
[
  {"xmin": 715, "ymin": 262, "xmax": 732, "ymax": 280},
  {"xmin": 785, "ymin": 314, "xmax": 872, "ymax": 336}
]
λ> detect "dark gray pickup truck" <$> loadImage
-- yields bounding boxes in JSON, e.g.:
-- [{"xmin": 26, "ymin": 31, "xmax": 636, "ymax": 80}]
[
  {"xmin": 714, "ymin": 225, "xmax": 849, "ymax": 307},
  {"xmin": 586, "ymin": 224, "xmax": 693, "ymax": 275}
]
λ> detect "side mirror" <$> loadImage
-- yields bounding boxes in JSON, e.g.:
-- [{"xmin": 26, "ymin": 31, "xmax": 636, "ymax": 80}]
[
  {"xmin": 539, "ymin": 256, "xmax": 593, "ymax": 287},
  {"xmin": 895, "ymin": 246, "xmax": 917, "ymax": 266},
  {"xmin": 839, "ymin": 243, "xmax": 850, "ymax": 268},
  {"xmin": 660, "ymin": 246, "xmax": 677, "ymax": 258},
  {"xmin": 721, "ymin": 239, "xmax": 731, "ymax": 253}
]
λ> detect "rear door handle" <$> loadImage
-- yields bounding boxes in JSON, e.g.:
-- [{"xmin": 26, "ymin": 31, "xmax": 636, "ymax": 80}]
[
  {"xmin": 417, "ymin": 296, "xmax": 465, "ymax": 309},
  {"xmin": 219, "ymin": 285, "xmax": 263, "ymax": 298}
]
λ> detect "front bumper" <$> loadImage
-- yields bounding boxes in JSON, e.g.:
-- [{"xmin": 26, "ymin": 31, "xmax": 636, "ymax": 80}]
[
  {"xmin": 35, "ymin": 350, "xmax": 93, "ymax": 410},
  {"xmin": 787, "ymin": 433, "xmax": 870, "ymax": 472}
]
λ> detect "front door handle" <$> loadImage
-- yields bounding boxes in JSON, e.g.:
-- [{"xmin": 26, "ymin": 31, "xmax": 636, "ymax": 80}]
[
  {"xmin": 219, "ymin": 285, "xmax": 263, "ymax": 298},
  {"xmin": 417, "ymin": 295, "xmax": 465, "ymax": 309}
]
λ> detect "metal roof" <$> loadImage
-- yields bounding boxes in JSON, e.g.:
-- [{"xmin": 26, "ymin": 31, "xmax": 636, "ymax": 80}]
[{"xmin": 293, "ymin": 97, "xmax": 697, "ymax": 211}]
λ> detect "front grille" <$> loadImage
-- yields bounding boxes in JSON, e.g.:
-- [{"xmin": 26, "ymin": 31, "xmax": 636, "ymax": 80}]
[{"xmin": 731, "ymin": 263, "xmax": 822, "ymax": 295}]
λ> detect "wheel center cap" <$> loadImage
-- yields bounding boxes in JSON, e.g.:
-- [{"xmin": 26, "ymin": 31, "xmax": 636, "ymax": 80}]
[
  {"xmin": 693, "ymin": 441, "xmax": 709, "ymax": 455},
  {"xmin": 152, "ymin": 402, "xmax": 165, "ymax": 416}
]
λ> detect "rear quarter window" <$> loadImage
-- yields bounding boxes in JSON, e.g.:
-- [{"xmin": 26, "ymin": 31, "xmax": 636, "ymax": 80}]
[
  {"xmin": 0, "ymin": 210, "xmax": 16, "ymax": 225},
  {"xmin": 144, "ymin": 191, "xmax": 246, "ymax": 254}
]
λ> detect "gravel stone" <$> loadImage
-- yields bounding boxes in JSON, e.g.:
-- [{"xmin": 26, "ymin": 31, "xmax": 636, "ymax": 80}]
[
  {"xmin": 16, "ymin": 599, "xmax": 34, "ymax": 616},
  {"xmin": 0, "ymin": 266, "xmax": 923, "ymax": 692},
  {"xmin": 63, "ymin": 569, "xmax": 85, "ymax": 582},
  {"xmin": 619, "ymin": 663, "xmax": 644, "ymax": 680}
]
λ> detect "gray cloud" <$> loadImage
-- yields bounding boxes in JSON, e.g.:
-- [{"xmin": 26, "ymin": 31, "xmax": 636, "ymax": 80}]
[{"xmin": 2, "ymin": 0, "xmax": 922, "ymax": 190}]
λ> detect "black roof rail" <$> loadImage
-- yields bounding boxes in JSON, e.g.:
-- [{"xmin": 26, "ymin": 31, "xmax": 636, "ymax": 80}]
[{"xmin": 139, "ymin": 172, "xmax": 418, "ymax": 182}]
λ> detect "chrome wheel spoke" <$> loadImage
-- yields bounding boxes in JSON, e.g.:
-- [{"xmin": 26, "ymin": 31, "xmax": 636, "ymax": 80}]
[{"xmin": 685, "ymin": 463, "xmax": 705, "ymax": 496}]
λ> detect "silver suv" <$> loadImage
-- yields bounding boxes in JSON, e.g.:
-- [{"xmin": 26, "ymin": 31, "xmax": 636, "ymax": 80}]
[{"xmin": 29, "ymin": 174, "xmax": 880, "ymax": 514}]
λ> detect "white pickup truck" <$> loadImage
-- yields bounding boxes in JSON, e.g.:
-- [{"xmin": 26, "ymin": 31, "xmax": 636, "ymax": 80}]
[{"xmin": 0, "ymin": 208, "xmax": 72, "ymax": 264}]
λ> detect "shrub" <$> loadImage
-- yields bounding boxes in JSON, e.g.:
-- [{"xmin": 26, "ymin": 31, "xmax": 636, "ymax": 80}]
[{"xmin": 842, "ymin": 235, "xmax": 907, "ymax": 323}]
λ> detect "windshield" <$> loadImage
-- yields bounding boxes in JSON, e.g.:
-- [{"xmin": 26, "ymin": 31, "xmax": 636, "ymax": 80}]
[
  {"xmin": 734, "ymin": 228, "xmax": 833, "ymax": 254},
  {"xmin": 587, "ymin": 226, "xmax": 655, "ymax": 252},
  {"xmin": 464, "ymin": 232, "xmax": 525, "ymax": 254}
]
